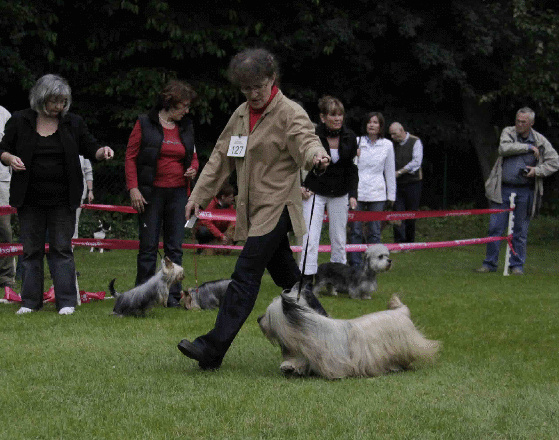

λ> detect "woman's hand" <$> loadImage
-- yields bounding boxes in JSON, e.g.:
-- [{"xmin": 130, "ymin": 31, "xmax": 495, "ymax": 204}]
[
  {"xmin": 129, "ymin": 187, "xmax": 147, "ymax": 213},
  {"xmin": 87, "ymin": 189, "xmax": 94, "ymax": 203},
  {"xmin": 301, "ymin": 186, "xmax": 314, "ymax": 200},
  {"xmin": 184, "ymin": 166, "xmax": 197, "ymax": 179},
  {"xmin": 1, "ymin": 152, "xmax": 26, "ymax": 172},
  {"xmin": 95, "ymin": 146, "xmax": 114, "ymax": 161},
  {"xmin": 349, "ymin": 197, "xmax": 358, "ymax": 210},
  {"xmin": 313, "ymin": 153, "xmax": 331, "ymax": 170},
  {"xmin": 185, "ymin": 200, "xmax": 201, "ymax": 220}
]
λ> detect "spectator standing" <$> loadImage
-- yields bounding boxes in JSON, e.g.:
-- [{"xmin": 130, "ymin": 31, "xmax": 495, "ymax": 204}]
[
  {"xmin": 476, "ymin": 107, "xmax": 558, "ymax": 274},
  {"xmin": 0, "ymin": 74, "xmax": 114, "ymax": 315},
  {"xmin": 389, "ymin": 122, "xmax": 423, "ymax": 244},
  {"xmin": 125, "ymin": 79, "xmax": 199, "ymax": 307},
  {"xmin": 348, "ymin": 112, "xmax": 396, "ymax": 267},
  {"xmin": 177, "ymin": 48, "xmax": 329, "ymax": 370},
  {"xmin": 299, "ymin": 96, "xmax": 358, "ymax": 284},
  {"xmin": 0, "ymin": 105, "xmax": 15, "ymax": 288}
]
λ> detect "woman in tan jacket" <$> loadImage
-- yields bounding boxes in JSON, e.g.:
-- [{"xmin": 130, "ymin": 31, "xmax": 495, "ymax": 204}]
[{"xmin": 178, "ymin": 48, "xmax": 330, "ymax": 370}]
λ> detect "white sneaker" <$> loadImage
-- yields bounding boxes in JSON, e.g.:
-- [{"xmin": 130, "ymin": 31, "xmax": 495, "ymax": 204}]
[
  {"xmin": 16, "ymin": 307, "xmax": 34, "ymax": 315},
  {"xmin": 59, "ymin": 307, "xmax": 75, "ymax": 315}
]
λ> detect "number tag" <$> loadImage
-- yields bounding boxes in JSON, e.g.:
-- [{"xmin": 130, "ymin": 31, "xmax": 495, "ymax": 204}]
[{"xmin": 227, "ymin": 136, "xmax": 248, "ymax": 157}]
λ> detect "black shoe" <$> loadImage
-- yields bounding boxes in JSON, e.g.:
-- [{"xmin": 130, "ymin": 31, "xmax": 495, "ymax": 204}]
[{"xmin": 177, "ymin": 339, "xmax": 221, "ymax": 370}]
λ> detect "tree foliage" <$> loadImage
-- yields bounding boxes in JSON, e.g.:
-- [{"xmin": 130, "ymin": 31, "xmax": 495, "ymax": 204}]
[{"xmin": 2, "ymin": 0, "xmax": 559, "ymax": 206}]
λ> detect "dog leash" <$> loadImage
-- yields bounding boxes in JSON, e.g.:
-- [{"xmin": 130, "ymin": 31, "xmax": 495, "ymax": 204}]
[{"xmin": 298, "ymin": 165, "xmax": 322, "ymax": 301}]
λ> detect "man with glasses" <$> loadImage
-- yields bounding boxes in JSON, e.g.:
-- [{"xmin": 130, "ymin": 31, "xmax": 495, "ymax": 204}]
[{"xmin": 476, "ymin": 107, "xmax": 558, "ymax": 275}]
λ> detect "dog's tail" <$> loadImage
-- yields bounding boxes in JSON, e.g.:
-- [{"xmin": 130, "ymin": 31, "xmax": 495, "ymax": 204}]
[
  {"xmin": 387, "ymin": 294, "xmax": 404, "ymax": 310},
  {"xmin": 108, "ymin": 278, "xmax": 119, "ymax": 298}
]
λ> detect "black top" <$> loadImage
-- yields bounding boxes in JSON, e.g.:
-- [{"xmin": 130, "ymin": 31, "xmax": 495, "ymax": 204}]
[
  {"xmin": 303, "ymin": 123, "xmax": 358, "ymax": 198},
  {"xmin": 0, "ymin": 108, "xmax": 101, "ymax": 208},
  {"xmin": 24, "ymin": 131, "xmax": 68, "ymax": 206}
]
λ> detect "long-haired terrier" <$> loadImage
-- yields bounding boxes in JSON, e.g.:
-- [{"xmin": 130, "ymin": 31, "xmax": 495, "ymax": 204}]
[
  {"xmin": 258, "ymin": 285, "xmax": 440, "ymax": 379},
  {"xmin": 110, "ymin": 256, "xmax": 184, "ymax": 316},
  {"xmin": 180, "ymin": 279, "xmax": 231, "ymax": 310},
  {"xmin": 313, "ymin": 243, "xmax": 392, "ymax": 299}
]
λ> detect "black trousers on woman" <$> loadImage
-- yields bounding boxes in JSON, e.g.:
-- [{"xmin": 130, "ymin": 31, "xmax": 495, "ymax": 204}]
[
  {"xmin": 18, "ymin": 205, "xmax": 77, "ymax": 311},
  {"xmin": 192, "ymin": 207, "xmax": 300, "ymax": 368}
]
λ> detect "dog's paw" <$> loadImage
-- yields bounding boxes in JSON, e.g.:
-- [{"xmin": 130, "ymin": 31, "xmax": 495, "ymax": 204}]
[{"xmin": 280, "ymin": 359, "xmax": 308, "ymax": 376}]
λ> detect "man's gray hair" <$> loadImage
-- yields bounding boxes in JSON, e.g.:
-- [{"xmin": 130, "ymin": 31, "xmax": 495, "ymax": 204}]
[
  {"xmin": 517, "ymin": 107, "xmax": 535, "ymax": 123},
  {"xmin": 29, "ymin": 74, "xmax": 72, "ymax": 117}
]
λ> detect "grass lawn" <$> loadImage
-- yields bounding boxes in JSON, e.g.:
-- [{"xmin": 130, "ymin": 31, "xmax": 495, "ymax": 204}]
[{"xmin": 1, "ymin": 234, "xmax": 559, "ymax": 439}]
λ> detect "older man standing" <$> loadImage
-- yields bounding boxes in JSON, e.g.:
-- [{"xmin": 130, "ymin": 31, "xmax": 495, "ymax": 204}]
[
  {"xmin": 476, "ymin": 107, "xmax": 558, "ymax": 275},
  {"xmin": 389, "ymin": 122, "xmax": 423, "ymax": 244}
]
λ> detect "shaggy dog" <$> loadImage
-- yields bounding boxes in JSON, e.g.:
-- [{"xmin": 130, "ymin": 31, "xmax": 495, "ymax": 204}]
[
  {"xmin": 109, "ymin": 257, "xmax": 184, "ymax": 316},
  {"xmin": 258, "ymin": 286, "xmax": 440, "ymax": 379},
  {"xmin": 180, "ymin": 279, "xmax": 231, "ymax": 310},
  {"xmin": 90, "ymin": 220, "xmax": 111, "ymax": 253},
  {"xmin": 313, "ymin": 244, "xmax": 392, "ymax": 299}
]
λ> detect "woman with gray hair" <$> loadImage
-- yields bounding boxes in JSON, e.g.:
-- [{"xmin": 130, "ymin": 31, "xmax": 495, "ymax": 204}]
[
  {"xmin": 0, "ymin": 74, "xmax": 114, "ymax": 315},
  {"xmin": 177, "ymin": 48, "xmax": 330, "ymax": 370}
]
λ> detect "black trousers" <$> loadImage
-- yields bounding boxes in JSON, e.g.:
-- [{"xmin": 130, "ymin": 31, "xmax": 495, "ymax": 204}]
[
  {"xmin": 194, "ymin": 207, "xmax": 300, "ymax": 366},
  {"xmin": 18, "ymin": 205, "xmax": 77, "ymax": 311},
  {"xmin": 393, "ymin": 181, "xmax": 422, "ymax": 243}
]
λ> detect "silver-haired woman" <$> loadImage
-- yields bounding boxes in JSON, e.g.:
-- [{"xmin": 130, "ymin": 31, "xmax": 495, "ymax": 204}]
[{"xmin": 0, "ymin": 74, "xmax": 114, "ymax": 315}]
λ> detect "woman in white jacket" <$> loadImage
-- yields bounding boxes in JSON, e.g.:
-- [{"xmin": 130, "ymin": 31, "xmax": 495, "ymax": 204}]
[{"xmin": 348, "ymin": 112, "xmax": 396, "ymax": 267}]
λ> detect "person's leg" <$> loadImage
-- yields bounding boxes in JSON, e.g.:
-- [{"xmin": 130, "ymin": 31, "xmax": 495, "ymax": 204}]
[
  {"xmin": 47, "ymin": 206, "xmax": 78, "ymax": 311},
  {"xmin": 404, "ymin": 181, "xmax": 422, "ymax": 243},
  {"xmin": 186, "ymin": 208, "xmax": 295, "ymax": 368},
  {"xmin": 299, "ymin": 194, "xmax": 326, "ymax": 275},
  {"xmin": 162, "ymin": 187, "xmax": 187, "ymax": 304},
  {"xmin": 507, "ymin": 186, "xmax": 533, "ymax": 271},
  {"xmin": 393, "ymin": 186, "xmax": 406, "ymax": 243},
  {"xmin": 327, "ymin": 194, "xmax": 349, "ymax": 264},
  {"xmin": 18, "ymin": 206, "xmax": 48, "ymax": 310},
  {"xmin": 366, "ymin": 201, "xmax": 386, "ymax": 244},
  {"xmin": 136, "ymin": 188, "xmax": 164, "ymax": 286},
  {"xmin": 482, "ymin": 189, "xmax": 512, "ymax": 270},
  {"xmin": 348, "ymin": 201, "xmax": 364, "ymax": 267},
  {"xmin": 0, "ymin": 181, "xmax": 14, "ymax": 286}
]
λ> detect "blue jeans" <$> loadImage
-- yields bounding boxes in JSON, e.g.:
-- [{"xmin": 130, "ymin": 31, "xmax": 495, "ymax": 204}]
[
  {"xmin": 136, "ymin": 186, "xmax": 187, "ymax": 300},
  {"xmin": 18, "ymin": 205, "xmax": 77, "ymax": 311},
  {"xmin": 482, "ymin": 185, "xmax": 533, "ymax": 271},
  {"xmin": 393, "ymin": 181, "xmax": 422, "ymax": 243},
  {"xmin": 348, "ymin": 201, "xmax": 385, "ymax": 267}
]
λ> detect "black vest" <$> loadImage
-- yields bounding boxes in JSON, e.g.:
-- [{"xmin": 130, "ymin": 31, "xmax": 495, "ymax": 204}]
[
  {"xmin": 136, "ymin": 108, "xmax": 195, "ymax": 201},
  {"xmin": 394, "ymin": 134, "xmax": 421, "ymax": 184}
]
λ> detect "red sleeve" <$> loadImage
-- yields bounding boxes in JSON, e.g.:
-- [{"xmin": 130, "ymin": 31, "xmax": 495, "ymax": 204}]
[
  {"xmin": 125, "ymin": 120, "xmax": 142, "ymax": 190},
  {"xmin": 197, "ymin": 198, "xmax": 225, "ymax": 240}
]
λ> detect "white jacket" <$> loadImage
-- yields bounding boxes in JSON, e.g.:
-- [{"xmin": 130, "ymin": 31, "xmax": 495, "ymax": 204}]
[{"xmin": 355, "ymin": 136, "xmax": 396, "ymax": 202}]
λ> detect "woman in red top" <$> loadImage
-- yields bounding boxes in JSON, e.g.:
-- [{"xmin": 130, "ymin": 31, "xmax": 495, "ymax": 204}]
[{"xmin": 125, "ymin": 80, "xmax": 198, "ymax": 307}]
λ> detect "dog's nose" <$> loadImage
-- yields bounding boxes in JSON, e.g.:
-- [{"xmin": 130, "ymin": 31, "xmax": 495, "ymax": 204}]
[{"xmin": 257, "ymin": 315, "xmax": 263, "ymax": 324}]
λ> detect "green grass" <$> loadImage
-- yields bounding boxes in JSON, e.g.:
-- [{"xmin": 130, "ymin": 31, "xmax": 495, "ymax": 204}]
[{"xmin": 2, "ymin": 218, "xmax": 559, "ymax": 439}]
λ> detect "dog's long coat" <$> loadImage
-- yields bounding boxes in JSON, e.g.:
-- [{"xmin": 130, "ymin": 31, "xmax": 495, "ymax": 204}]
[
  {"xmin": 258, "ymin": 288, "xmax": 440, "ymax": 379},
  {"xmin": 110, "ymin": 257, "xmax": 183, "ymax": 316}
]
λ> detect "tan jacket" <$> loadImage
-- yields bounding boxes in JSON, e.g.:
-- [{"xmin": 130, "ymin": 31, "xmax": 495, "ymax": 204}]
[
  {"xmin": 485, "ymin": 126, "xmax": 559, "ymax": 216},
  {"xmin": 190, "ymin": 90, "xmax": 326, "ymax": 240}
]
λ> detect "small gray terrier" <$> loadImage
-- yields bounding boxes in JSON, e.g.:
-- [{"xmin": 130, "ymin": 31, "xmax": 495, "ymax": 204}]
[
  {"xmin": 313, "ymin": 244, "xmax": 392, "ymax": 299},
  {"xmin": 180, "ymin": 279, "xmax": 231, "ymax": 310},
  {"xmin": 110, "ymin": 257, "xmax": 184, "ymax": 316}
]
